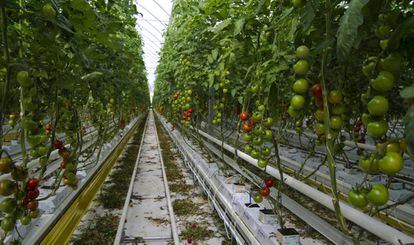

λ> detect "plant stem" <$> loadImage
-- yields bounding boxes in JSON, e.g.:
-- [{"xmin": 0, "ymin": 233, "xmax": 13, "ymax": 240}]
[
  {"xmin": 0, "ymin": 6, "xmax": 11, "ymax": 150},
  {"xmin": 320, "ymin": 0, "xmax": 350, "ymax": 239}
]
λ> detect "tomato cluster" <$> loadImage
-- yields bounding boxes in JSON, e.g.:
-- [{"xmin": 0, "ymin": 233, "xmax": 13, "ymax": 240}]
[
  {"xmin": 240, "ymin": 110, "xmax": 273, "ymax": 169},
  {"xmin": 57, "ymin": 143, "xmax": 78, "ymax": 189},
  {"xmin": 252, "ymin": 178, "xmax": 274, "ymax": 203},
  {"xmin": 172, "ymin": 89, "xmax": 194, "ymax": 126}
]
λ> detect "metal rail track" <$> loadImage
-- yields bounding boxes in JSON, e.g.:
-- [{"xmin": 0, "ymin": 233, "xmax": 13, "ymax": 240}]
[{"xmin": 114, "ymin": 111, "xmax": 179, "ymax": 245}]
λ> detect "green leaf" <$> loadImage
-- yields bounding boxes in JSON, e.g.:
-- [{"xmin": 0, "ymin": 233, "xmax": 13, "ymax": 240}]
[
  {"xmin": 387, "ymin": 16, "xmax": 414, "ymax": 51},
  {"xmin": 336, "ymin": 0, "xmax": 369, "ymax": 63},
  {"xmin": 212, "ymin": 49, "xmax": 218, "ymax": 60},
  {"xmin": 234, "ymin": 18, "xmax": 245, "ymax": 35},
  {"xmin": 81, "ymin": 72, "xmax": 103, "ymax": 81},
  {"xmin": 213, "ymin": 19, "xmax": 232, "ymax": 33},
  {"xmin": 400, "ymin": 84, "xmax": 414, "ymax": 99}
]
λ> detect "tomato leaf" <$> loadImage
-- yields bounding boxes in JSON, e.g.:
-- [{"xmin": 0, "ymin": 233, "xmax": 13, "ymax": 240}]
[
  {"xmin": 400, "ymin": 84, "xmax": 414, "ymax": 99},
  {"xmin": 387, "ymin": 16, "xmax": 414, "ymax": 51},
  {"xmin": 234, "ymin": 18, "xmax": 245, "ymax": 36},
  {"xmin": 336, "ymin": 0, "xmax": 369, "ymax": 63},
  {"xmin": 212, "ymin": 19, "xmax": 232, "ymax": 33}
]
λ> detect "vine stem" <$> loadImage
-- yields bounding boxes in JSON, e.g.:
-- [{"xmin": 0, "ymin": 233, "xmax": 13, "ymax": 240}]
[
  {"xmin": 0, "ymin": 6, "xmax": 11, "ymax": 151},
  {"xmin": 320, "ymin": 0, "xmax": 352, "ymax": 240}
]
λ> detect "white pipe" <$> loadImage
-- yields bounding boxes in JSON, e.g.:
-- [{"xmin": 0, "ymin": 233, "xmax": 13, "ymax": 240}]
[
  {"xmin": 153, "ymin": 111, "xmax": 180, "ymax": 244},
  {"xmin": 195, "ymin": 128, "xmax": 414, "ymax": 245},
  {"xmin": 114, "ymin": 116, "xmax": 149, "ymax": 245}
]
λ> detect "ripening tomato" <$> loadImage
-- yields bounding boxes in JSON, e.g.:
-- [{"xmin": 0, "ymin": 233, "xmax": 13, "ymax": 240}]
[
  {"xmin": 265, "ymin": 178, "xmax": 274, "ymax": 188},
  {"xmin": 293, "ymin": 79, "xmax": 309, "ymax": 94},
  {"xmin": 0, "ymin": 157, "xmax": 13, "ymax": 174},
  {"xmin": 243, "ymin": 123, "xmax": 252, "ymax": 133},
  {"xmin": 240, "ymin": 112, "xmax": 249, "ymax": 121},
  {"xmin": 378, "ymin": 152, "xmax": 404, "ymax": 175},
  {"xmin": 328, "ymin": 90, "xmax": 342, "ymax": 104},
  {"xmin": 348, "ymin": 189, "xmax": 368, "ymax": 208},
  {"xmin": 290, "ymin": 95, "xmax": 305, "ymax": 110},
  {"xmin": 311, "ymin": 83, "xmax": 322, "ymax": 99},
  {"xmin": 296, "ymin": 45, "xmax": 310, "ymax": 59},
  {"xmin": 260, "ymin": 187, "xmax": 270, "ymax": 197},
  {"xmin": 0, "ymin": 180, "xmax": 17, "ymax": 196},
  {"xmin": 367, "ymin": 184, "xmax": 389, "ymax": 206},
  {"xmin": 27, "ymin": 200, "xmax": 39, "ymax": 211},
  {"xmin": 367, "ymin": 96, "xmax": 389, "ymax": 116},
  {"xmin": 385, "ymin": 142, "xmax": 400, "ymax": 153},
  {"xmin": 293, "ymin": 60, "xmax": 309, "ymax": 75},
  {"xmin": 253, "ymin": 192, "xmax": 263, "ymax": 203},
  {"xmin": 314, "ymin": 109, "xmax": 324, "ymax": 122}
]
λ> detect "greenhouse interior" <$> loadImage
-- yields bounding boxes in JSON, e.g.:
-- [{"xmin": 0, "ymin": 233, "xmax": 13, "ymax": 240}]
[{"xmin": 0, "ymin": 0, "xmax": 413, "ymax": 244}]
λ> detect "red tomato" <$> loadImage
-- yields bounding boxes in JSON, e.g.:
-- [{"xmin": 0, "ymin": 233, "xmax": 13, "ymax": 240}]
[
  {"xmin": 26, "ymin": 178, "xmax": 39, "ymax": 190},
  {"xmin": 53, "ymin": 139, "xmax": 64, "ymax": 150},
  {"xmin": 311, "ymin": 83, "xmax": 323, "ymax": 99},
  {"xmin": 27, "ymin": 189, "xmax": 40, "ymax": 200},
  {"xmin": 260, "ymin": 187, "xmax": 270, "ymax": 197},
  {"xmin": 240, "ymin": 112, "xmax": 249, "ymax": 121},
  {"xmin": 264, "ymin": 178, "xmax": 274, "ymax": 188}
]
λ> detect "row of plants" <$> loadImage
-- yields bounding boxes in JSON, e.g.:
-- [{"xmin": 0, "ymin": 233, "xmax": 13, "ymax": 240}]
[
  {"xmin": 153, "ymin": 0, "xmax": 413, "ymax": 243},
  {"xmin": 0, "ymin": 0, "xmax": 149, "ymax": 242}
]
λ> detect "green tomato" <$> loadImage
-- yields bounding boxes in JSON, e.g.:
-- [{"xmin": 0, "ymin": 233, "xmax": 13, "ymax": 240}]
[
  {"xmin": 257, "ymin": 159, "xmax": 268, "ymax": 168},
  {"xmin": 359, "ymin": 156, "xmax": 379, "ymax": 173},
  {"xmin": 367, "ymin": 184, "xmax": 389, "ymax": 206},
  {"xmin": 263, "ymin": 130, "xmax": 273, "ymax": 141},
  {"xmin": 367, "ymin": 120, "xmax": 388, "ymax": 138},
  {"xmin": 242, "ymin": 133, "xmax": 252, "ymax": 142},
  {"xmin": 263, "ymin": 118, "xmax": 273, "ymax": 128},
  {"xmin": 379, "ymin": 152, "xmax": 404, "ymax": 175},
  {"xmin": 290, "ymin": 95, "xmax": 305, "ymax": 110},
  {"xmin": 29, "ymin": 210, "xmax": 40, "ymax": 218},
  {"xmin": 361, "ymin": 113, "xmax": 371, "ymax": 126},
  {"xmin": 252, "ymin": 137, "xmax": 263, "ymax": 146},
  {"xmin": 253, "ymin": 192, "xmax": 263, "ymax": 203},
  {"xmin": 288, "ymin": 106, "xmax": 301, "ymax": 119},
  {"xmin": 293, "ymin": 60, "xmax": 309, "ymax": 75},
  {"xmin": 261, "ymin": 147, "xmax": 271, "ymax": 157},
  {"xmin": 291, "ymin": 0, "xmax": 305, "ymax": 8},
  {"xmin": 362, "ymin": 61, "xmax": 376, "ymax": 77},
  {"xmin": 331, "ymin": 104, "xmax": 345, "ymax": 115},
  {"xmin": 330, "ymin": 116, "xmax": 343, "ymax": 130},
  {"xmin": 371, "ymin": 71, "xmax": 394, "ymax": 93},
  {"xmin": 244, "ymin": 145, "xmax": 253, "ymax": 154},
  {"xmin": 258, "ymin": 105, "xmax": 266, "ymax": 112},
  {"xmin": 254, "ymin": 127, "xmax": 263, "ymax": 137},
  {"xmin": 1, "ymin": 216, "xmax": 15, "ymax": 232},
  {"xmin": 296, "ymin": 45, "xmax": 310, "ymax": 59},
  {"xmin": 251, "ymin": 150, "xmax": 260, "ymax": 159},
  {"xmin": 293, "ymin": 79, "xmax": 309, "ymax": 94},
  {"xmin": 0, "ymin": 198, "xmax": 16, "ymax": 214},
  {"xmin": 315, "ymin": 123, "xmax": 325, "ymax": 135},
  {"xmin": 367, "ymin": 96, "xmax": 389, "ymax": 116},
  {"xmin": 20, "ymin": 216, "xmax": 31, "ymax": 226},
  {"xmin": 348, "ymin": 190, "xmax": 368, "ymax": 208}
]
